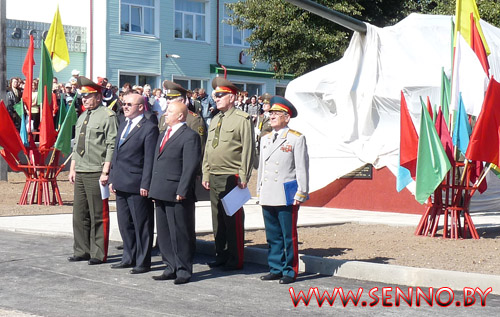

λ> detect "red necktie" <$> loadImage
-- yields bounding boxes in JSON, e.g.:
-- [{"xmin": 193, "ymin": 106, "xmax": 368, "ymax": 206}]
[{"xmin": 159, "ymin": 128, "xmax": 172, "ymax": 153}]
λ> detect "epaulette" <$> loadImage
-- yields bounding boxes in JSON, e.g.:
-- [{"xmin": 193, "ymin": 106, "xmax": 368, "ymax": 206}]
[
  {"xmin": 104, "ymin": 107, "xmax": 116, "ymax": 116},
  {"xmin": 190, "ymin": 111, "xmax": 198, "ymax": 117},
  {"xmin": 288, "ymin": 129, "xmax": 302, "ymax": 136},
  {"xmin": 235, "ymin": 109, "xmax": 250, "ymax": 119}
]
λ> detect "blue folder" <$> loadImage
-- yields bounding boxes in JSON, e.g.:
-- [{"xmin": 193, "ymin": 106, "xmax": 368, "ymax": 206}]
[{"xmin": 284, "ymin": 180, "xmax": 298, "ymax": 206}]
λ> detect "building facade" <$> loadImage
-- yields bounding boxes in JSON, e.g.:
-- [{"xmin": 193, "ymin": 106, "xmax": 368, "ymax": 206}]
[{"xmin": 6, "ymin": 0, "xmax": 290, "ymax": 96}]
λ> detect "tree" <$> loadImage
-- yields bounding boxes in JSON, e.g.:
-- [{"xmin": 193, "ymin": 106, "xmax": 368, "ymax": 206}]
[{"xmin": 226, "ymin": 0, "xmax": 500, "ymax": 78}]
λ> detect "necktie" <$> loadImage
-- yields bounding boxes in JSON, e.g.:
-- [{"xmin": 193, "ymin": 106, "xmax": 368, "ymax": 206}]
[
  {"xmin": 76, "ymin": 111, "xmax": 91, "ymax": 156},
  {"xmin": 212, "ymin": 113, "xmax": 224, "ymax": 148},
  {"xmin": 119, "ymin": 120, "xmax": 133, "ymax": 147},
  {"xmin": 159, "ymin": 128, "xmax": 172, "ymax": 153},
  {"xmin": 273, "ymin": 132, "xmax": 279, "ymax": 143}
]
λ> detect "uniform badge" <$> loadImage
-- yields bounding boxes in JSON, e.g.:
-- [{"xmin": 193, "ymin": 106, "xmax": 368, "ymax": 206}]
[
  {"xmin": 281, "ymin": 145, "xmax": 292, "ymax": 152},
  {"xmin": 198, "ymin": 126, "xmax": 205, "ymax": 135}
]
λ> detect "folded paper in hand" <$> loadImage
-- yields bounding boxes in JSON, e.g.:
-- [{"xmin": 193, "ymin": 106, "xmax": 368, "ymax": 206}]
[{"xmin": 221, "ymin": 186, "xmax": 251, "ymax": 216}]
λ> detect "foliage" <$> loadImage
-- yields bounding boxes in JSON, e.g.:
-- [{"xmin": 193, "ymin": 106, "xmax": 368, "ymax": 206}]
[{"xmin": 225, "ymin": 0, "xmax": 500, "ymax": 78}]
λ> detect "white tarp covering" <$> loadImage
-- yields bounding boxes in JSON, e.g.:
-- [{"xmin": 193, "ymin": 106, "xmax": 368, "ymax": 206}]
[{"xmin": 285, "ymin": 13, "xmax": 500, "ymax": 212}]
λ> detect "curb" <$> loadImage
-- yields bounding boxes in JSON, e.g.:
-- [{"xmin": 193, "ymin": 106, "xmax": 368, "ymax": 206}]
[{"xmin": 196, "ymin": 240, "xmax": 500, "ymax": 295}]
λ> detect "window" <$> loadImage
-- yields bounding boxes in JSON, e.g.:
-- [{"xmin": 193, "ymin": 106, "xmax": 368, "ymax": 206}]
[
  {"xmin": 223, "ymin": 7, "xmax": 251, "ymax": 46},
  {"xmin": 175, "ymin": 0, "xmax": 206, "ymax": 41},
  {"xmin": 275, "ymin": 86, "xmax": 287, "ymax": 97},
  {"xmin": 121, "ymin": 0, "xmax": 155, "ymax": 35},
  {"xmin": 173, "ymin": 78, "xmax": 207, "ymax": 90},
  {"xmin": 119, "ymin": 73, "xmax": 158, "ymax": 89},
  {"xmin": 233, "ymin": 82, "xmax": 263, "ymax": 97}
]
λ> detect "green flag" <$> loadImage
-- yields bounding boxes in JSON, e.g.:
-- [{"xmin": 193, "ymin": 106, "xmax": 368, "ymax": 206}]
[
  {"xmin": 54, "ymin": 97, "xmax": 77, "ymax": 155},
  {"xmin": 37, "ymin": 42, "xmax": 54, "ymax": 107},
  {"xmin": 440, "ymin": 67, "xmax": 451, "ymax": 126},
  {"xmin": 13, "ymin": 100, "xmax": 24, "ymax": 117},
  {"xmin": 415, "ymin": 101, "xmax": 452, "ymax": 204},
  {"xmin": 57, "ymin": 95, "xmax": 67, "ymax": 131}
]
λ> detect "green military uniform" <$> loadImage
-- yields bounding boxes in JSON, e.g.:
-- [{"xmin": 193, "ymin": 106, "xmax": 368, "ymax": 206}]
[
  {"xmin": 72, "ymin": 104, "xmax": 118, "ymax": 262},
  {"xmin": 202, "ymin": 106, "xmax": 255, "ymax": 269}
]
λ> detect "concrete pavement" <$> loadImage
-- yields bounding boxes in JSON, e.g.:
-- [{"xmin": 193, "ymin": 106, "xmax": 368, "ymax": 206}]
[{"xmin": 1, "ymin": 199, "xmax": 500, "ymax": 294}]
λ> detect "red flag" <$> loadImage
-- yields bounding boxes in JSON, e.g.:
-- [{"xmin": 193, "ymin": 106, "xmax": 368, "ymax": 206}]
[
  {"xmin": 400, "ymin": 91, "xmax": 419, "ymax": 178},
  {"xmin": 435, "ymin": 108, "xmax": 455, "ymax": 166},
  {"xmin": 39, "ymin": 87, "xmax": 57, "ymax": 153},
  {"xmin": 0, "ymin": 149, "xmax": 22, "ymax": 172},
  {"xmin": 0, "ymin": 101, "xmax": 27, "ymax": 159},
  {"xmin": 465, "ymin": 78, "xmax": 500, "ymax": 165},
  {"xmin": 22, "ymin": 35, "xmax": 35, "ymax": 113},
  {"xmin": 470, "ymin": 13, "xmax": 489, "ymax": 75},
  {"xmin": 426, "ymin": 96, "xmax": 433, "ymax": 121}
]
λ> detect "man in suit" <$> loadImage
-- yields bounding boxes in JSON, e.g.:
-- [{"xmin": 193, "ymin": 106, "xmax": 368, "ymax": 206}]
[
  {"xmin": 108, "ymin": 93, "xmax": 159, "ymax": 274},
  {"xmin": 149, "ymin": 101, "xmax": 201, "ymax": 284},
  {"xmin": 257, "ymin": 96, "xmax": 309, "ymax": 284}
]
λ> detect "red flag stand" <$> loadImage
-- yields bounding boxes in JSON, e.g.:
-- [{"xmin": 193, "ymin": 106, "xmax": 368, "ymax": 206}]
[
  {"xmin": 17, "ymin": 148, "xmax": 63, "ymax": 206},
  {"xmin": 415, "ymin": 161, "xmax": 481, "ymax": 239}
]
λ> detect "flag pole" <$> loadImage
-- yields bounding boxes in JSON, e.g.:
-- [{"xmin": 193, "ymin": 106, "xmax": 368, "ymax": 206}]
[{"xmin": 54, "ymin": 153, "xmax": 72, "ymax": 177}]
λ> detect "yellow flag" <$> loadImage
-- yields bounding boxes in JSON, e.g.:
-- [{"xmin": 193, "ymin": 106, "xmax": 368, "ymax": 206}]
[
  {"xmin": 44, "ymin": 6, "xmax": 70, "ymax": 72},
  {"xmin": 454, "ymin": 0, "xmax": 490, "ymax": 55}
]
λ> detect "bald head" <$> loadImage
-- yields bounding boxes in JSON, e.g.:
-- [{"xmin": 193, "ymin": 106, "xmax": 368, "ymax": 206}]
[
  {"xmin": 123, "ymin": 93, "xmax": 145, "ymax": 119},
  {"xmin": 165, "ymin": 101, "xmax": 188, "ymax": 127}
]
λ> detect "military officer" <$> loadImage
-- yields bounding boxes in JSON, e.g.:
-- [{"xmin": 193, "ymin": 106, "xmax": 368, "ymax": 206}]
[
  {"xmin": 159, "ymin": 80, "xmax": 207, "ymax": 153},
  {"xmin": 257, "ymin": 96, "xmax": 309, "ymax": 284},
  {"xmin": 254, "ymin": 93, "xmax": 273, "ymax": 168},
  {"xmin": 68, "ymin": 76, "xmax": 118, "ymax": 265},
  {"xmin": 202, "ymin": 77, "xmax": 255, "ymax": 270}
]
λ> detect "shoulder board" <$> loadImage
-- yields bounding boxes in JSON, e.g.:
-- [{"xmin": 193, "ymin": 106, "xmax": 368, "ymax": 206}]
[
  {"xmin": 189, "ymin": 111, "xmax": 198, "ymax": 117},
  {"xmin": 104, "ymin": 107, "xmax": 116, "ymax": 116},
  {"xmin": 288, "ymin": 129, "xmax": 302, "ymax": 136},
  {"xmin": 234, "ymin": 109, "xmax": 250, "ymax": 119}
]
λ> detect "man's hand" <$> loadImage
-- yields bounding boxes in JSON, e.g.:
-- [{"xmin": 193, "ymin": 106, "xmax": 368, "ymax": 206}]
[
  {"xmin": 202, "ymin": 181, "xmax": 210, "ymax": 190},
  {"xmin": 238, "ymin": 182, "xmax": 247, "ymax": 189},
  {"xmin": 140, "ymin": 188, "xmax": 149, "ymax": 197},
  {"xmin": 68, "ymin": 170, "xmax": 76, "ymax": 185},
  {"xmin": 109, "ymin": 183, "xmax": 116, "ymax": 194},
  {"xmin": 99, "ymin": 174, "xmax": 109, "ymax": 186},
  {"xmin": 293, "ymin": 199, "xmax": 302, "ymax": 206},
  {"xmin": 176, "ymin": 194, "xmax": 185, "ymax": 201}
]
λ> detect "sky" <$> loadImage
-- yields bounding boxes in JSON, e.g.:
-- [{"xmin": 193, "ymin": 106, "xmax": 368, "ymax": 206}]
[{"xmin": 6, "ymin": 0, "xmax": 89, "ymax": 27}]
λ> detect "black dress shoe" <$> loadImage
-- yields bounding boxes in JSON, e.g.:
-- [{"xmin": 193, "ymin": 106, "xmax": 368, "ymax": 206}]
[
  {"xmin": 208, "ymin": 260, "xmax": 226, "ymax": 268},
  {"xmin": 174, "ymin": 277, "xmax": 190, "ymax": 285},
  {"xmin": 152, "ymin": 273, "xmax": 176, "ymax": 281},
  {"xmin": 67, "ymin": 255, "xmax": 90, "ymax": 262},
  {"xmin": 110, "ymin": 262, "xmax": 133, "ymax": 269},
  {"xmin": 279, "ymin": 276, "xmax": 295, "ymax": 284},
  {"xmin": 130, "ymin": 267, "xmax": 151, "ymax": 274},
  {"xmin": 88, "ymin": 258, "xmax": 104, "ymax": 265},
  {"xmin": 260, "ymin": 273, "xmax": 282, "ymax": 281}
]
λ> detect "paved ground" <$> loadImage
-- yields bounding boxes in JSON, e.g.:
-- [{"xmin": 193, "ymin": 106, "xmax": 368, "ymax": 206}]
[{"xmin": 1, "ymin": 231, "xmax": 500, "ymax": 316}]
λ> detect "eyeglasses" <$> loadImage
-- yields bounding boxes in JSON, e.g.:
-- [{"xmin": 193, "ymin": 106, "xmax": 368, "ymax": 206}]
[
  {"xmin": 123, "ymin": 103, "xmax": 141, "ymax": 107},
  {"xmin": 270, "ymin": 111, "xmax": 288, "ymax": 117},
  {"xmin": 214, "ymin": 92, "xmax": 229, "ymax": 98},
  {"xmin": 80, "ymin": 92, "xmax": 97, "ymax": 98}
]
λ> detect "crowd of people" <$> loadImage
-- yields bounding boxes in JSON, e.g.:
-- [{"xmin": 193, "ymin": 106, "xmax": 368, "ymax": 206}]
[{"xmin": 4, "ymin": 72, "xmax": 309, "ymax": 285}]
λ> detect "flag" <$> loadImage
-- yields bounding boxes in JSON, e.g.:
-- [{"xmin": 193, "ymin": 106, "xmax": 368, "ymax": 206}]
[
  {"xmin": 470, "ymin": 12, "xmax": 489, "ymax": 75},
  {"xmin": 37, "ymin": 42, "xmax": 54, "ymax": 108},
  {"xmin": 399, "ymin": 91, "xmax": 419, "ymax": 179},
  {"xmin": 454, "ymin": 0, "xmax": 490, "ymax": 55},
  {"xmin": 13, "ymin": 101, "xmax": 29, "ymax": 146},
  {"xmin": 449, "ymin": 31, "xmax": 488, "ymax": 117},
  {"xmin": 435, "ymin": 108, "xmax": 455, "ymax": 166},
  {"xmin": 453, "ymin": 93, "xmax": 472, "ymax": 155},
  {"xmin": 440, "ymin": 68, "xmax": 451, "ymax": 126},
  {"xmin": 45, "ymin": 6, "xmax": 70, "ymax": 72},
  {"xmin": 56, "ymin": 95, "xmax": 67, "ymax": 131},
  {"xmin": 22, "ymin": 35, "xmax": 35, "ymax": 113},
  {"xmin": 39, "ymin": 87, "xmax": 57, "ymax": 153},
  {"xmin": 490, "ymin": 163, "xmax": 500, "ymax": 180},
  {"xmin": 415, "ymin": 102, "xmax": 452, "ymax": 204},
  {"xmin": 465, "ymin": 78, "xmax": 500, "ymax": 166},
  {"xmin": 0, "ymin": 101, "xmax": 27, "ymax": 159},
  {"xmin": 0, "ymin": 147, "xmax": 22, "ymax": 172},
  {"xmin": 54, "ymin": 98, "xmax": 77, "ymax": 155}
]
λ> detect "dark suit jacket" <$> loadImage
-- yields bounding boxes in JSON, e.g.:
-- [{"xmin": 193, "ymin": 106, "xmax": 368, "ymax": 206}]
[
  {"xmin": 149, "ymin": 124, "xmax": 201, "ymax": 202},
  {"xmin": 109, "ymin": 116, "xmax": 159, "ymax": 193}
]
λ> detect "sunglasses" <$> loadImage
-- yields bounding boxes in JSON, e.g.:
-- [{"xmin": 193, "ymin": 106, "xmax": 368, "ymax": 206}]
[
  {"xmin": 123, "ymin": 103, "xmax": 141, "ymax": 107},
  {"xmin": 214, "ymin": 92, "xmax": 229, "ymax": 98}
]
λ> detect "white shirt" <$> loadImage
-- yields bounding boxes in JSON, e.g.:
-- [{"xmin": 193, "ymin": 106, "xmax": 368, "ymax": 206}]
[{"xmin": 120, "ymin": 114, "xmax": 144, "ymax": 139}]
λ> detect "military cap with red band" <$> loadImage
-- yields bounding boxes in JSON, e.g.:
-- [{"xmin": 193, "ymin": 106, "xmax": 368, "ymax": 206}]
[
  {"xmin": 162, "ymin": 80, "xmax": 187, "ymax": 97},
  {"xmin": 76, "ymin": 76, "xmax": 102, "ymax": 95},
  {"xmin": 270, "ymin": 95, "xmax": 298, "ymax": 118},
  {"xmin": 212, "ymin": 77, "xmax": 239, "ymax": 95}
]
